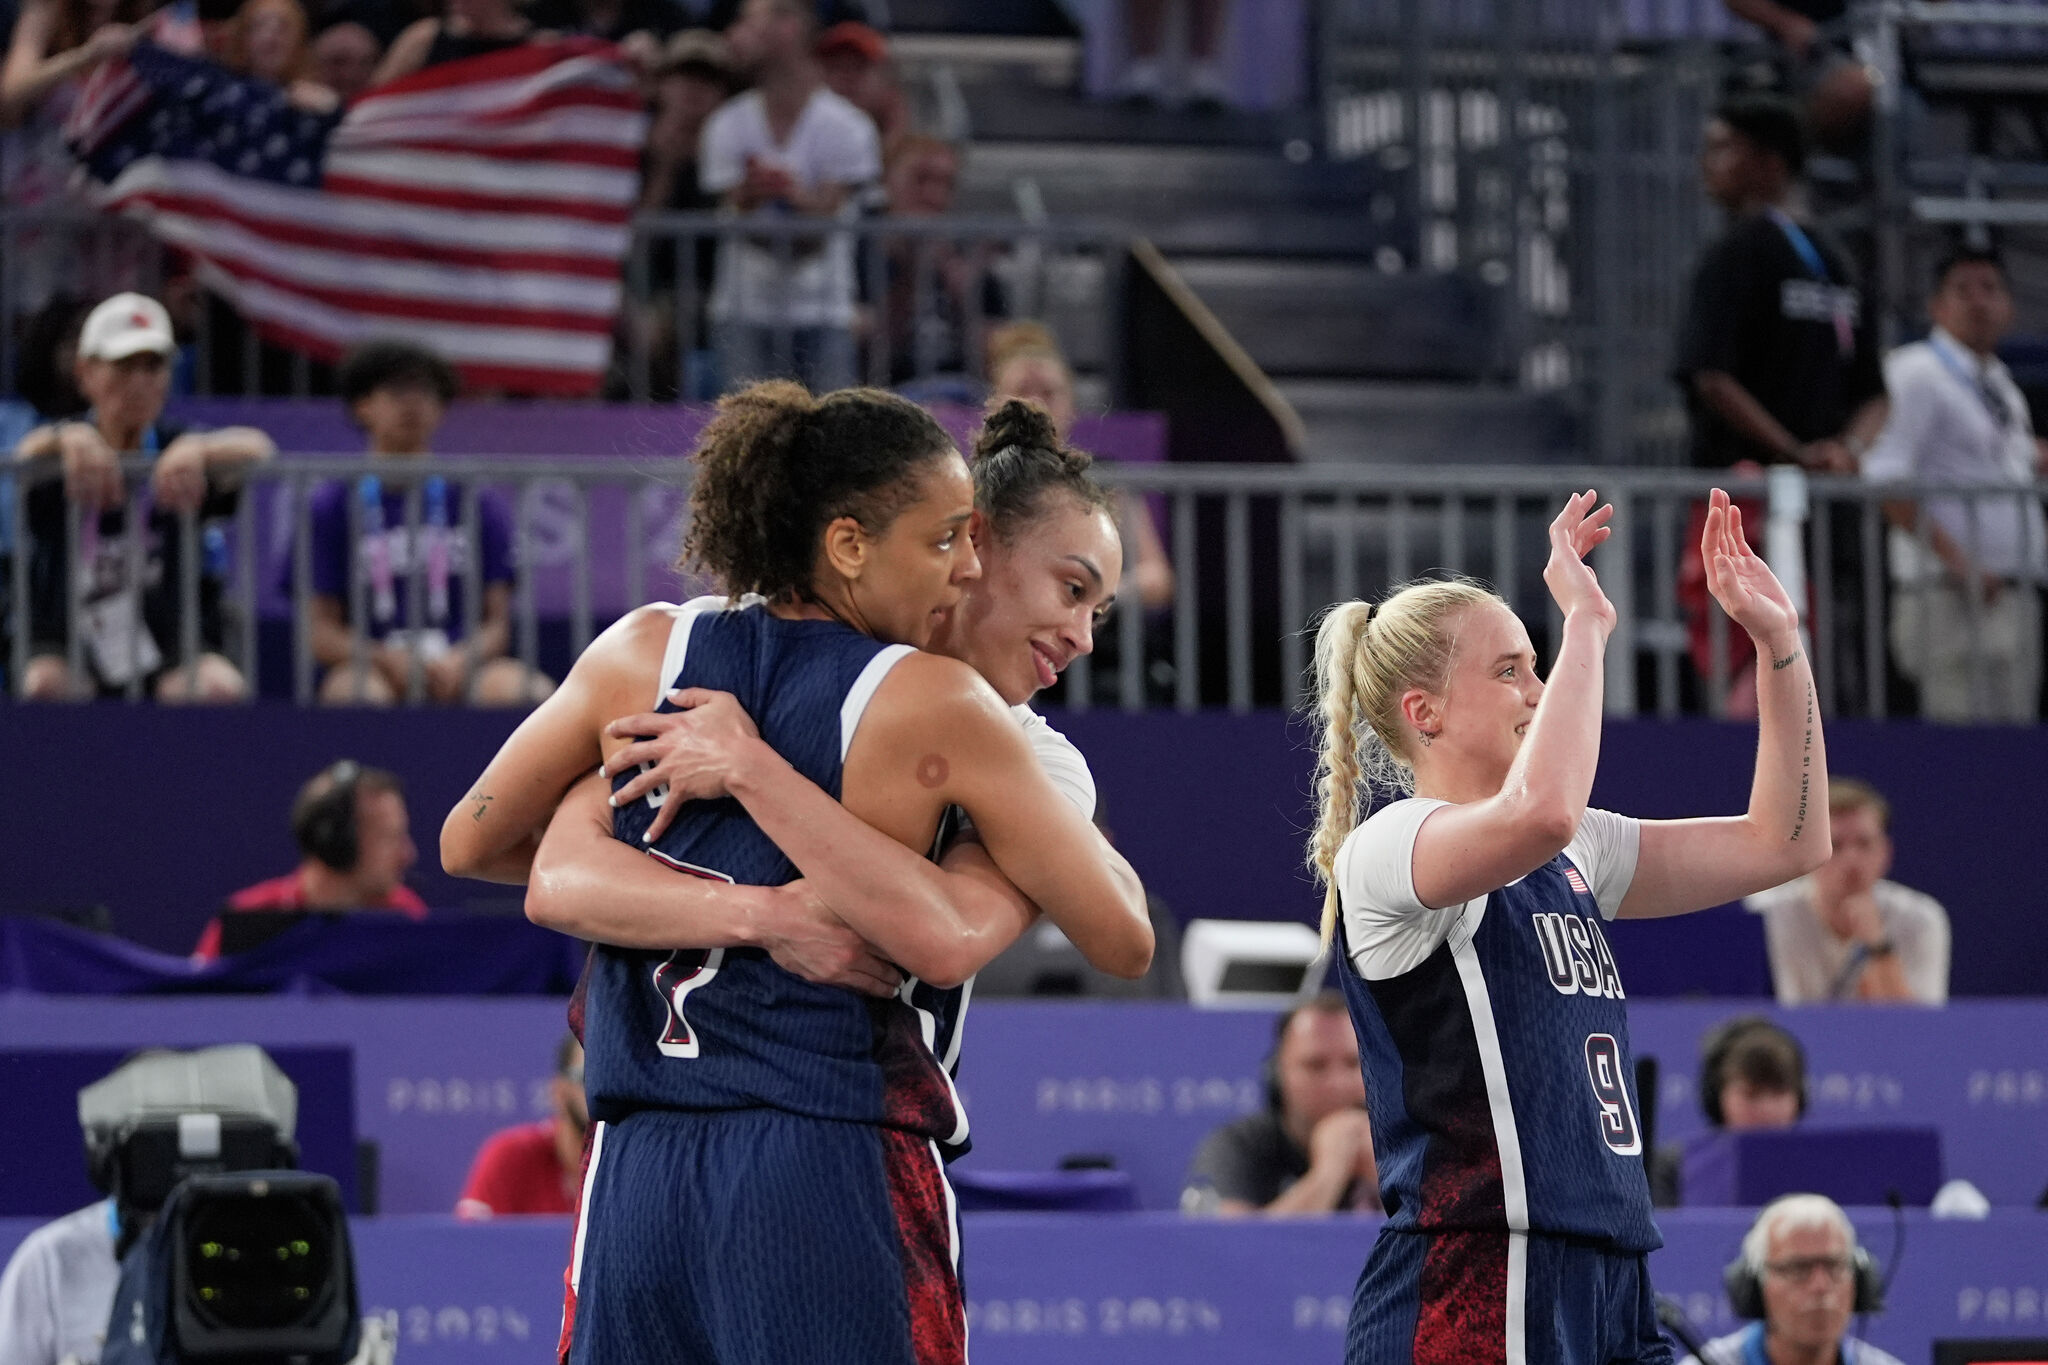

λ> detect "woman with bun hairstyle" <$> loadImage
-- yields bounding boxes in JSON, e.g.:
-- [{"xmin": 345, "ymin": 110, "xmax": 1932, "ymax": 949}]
[
  {"xmin": 1308, "ymin": 490, "xmax": 1830, "ymax": 1364},
  {"xmin": 443, "ymin": 384, "xmax": 1149, "ymax": 1365}
]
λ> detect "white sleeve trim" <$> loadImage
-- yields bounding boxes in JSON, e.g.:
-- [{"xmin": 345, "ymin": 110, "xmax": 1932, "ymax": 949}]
[
  {"xmin": 655, "ymin": 605, "xmax": 708, "ymax": 707},
  {"xmin": 1014, "ymin": 705, "xmax": 1097, "ymax": 816},
  {"xmin": 1562, "ymin": 808, "xmax": 1642, "ymax": 921},
  {"xmin": 840, "ymin": 644, "xmax": 917, "ymax": 761},
  {"xmin": 1336, "ymin": 799, "xmax": 1476, "ymax": 980}
]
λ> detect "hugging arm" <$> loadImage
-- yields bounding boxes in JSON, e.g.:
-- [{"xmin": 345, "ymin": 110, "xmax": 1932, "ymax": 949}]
[{"xmin": 527, "ymin": 772, "xmax": 902, "ymax": 996}]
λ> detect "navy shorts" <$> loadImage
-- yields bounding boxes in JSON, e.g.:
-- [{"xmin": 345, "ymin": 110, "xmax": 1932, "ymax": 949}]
[
  {"xmin": 1347, "ymin": 1228, "xmax": 1674, "ymax": 1365},
  {"xmin": 561, "ymin": 1108, "xmax": 964, "ymax": 1365}
]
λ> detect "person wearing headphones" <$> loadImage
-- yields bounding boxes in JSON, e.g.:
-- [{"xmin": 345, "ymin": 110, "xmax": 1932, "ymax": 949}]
[
  {"xmin": 193, "ymin": 761, "xmax": 425, "ymax": 961},
  {"xmin": 1678, "ymin": 1193, "xmax": 1902, "ymax": 1365},
  {"xmin": 1181, "ymin": 991, "xmax": 1382, "ymax": 1217},
  {"xmin": 1650, "ymin": 1016, "xmax": 1807, "ymax": 1206}
]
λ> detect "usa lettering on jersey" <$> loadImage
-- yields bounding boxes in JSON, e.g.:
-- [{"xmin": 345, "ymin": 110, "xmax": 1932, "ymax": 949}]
[{"xmin": 1533, "ymin": 909, "xmax": 1626, "ymax": 1000}]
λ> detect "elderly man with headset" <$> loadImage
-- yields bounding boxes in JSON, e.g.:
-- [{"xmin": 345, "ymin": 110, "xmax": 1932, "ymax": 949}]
[{"xmin": 1680, "ymin": 1194, "xmax": 1904, "ymax": 1365}]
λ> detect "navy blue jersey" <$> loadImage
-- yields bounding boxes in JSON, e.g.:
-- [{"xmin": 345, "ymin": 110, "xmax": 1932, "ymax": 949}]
[
  {"xmin": 583, "ymin": 603, "xmax": 970, "ymax": 1152},
  {"xmin": 1333, "ymin": 800, "xmax": 1660, "ymax": 1254}
]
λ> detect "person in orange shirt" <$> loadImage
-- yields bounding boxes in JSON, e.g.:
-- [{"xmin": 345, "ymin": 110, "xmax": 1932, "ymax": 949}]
[
  {"xmin": 195, "ymin": 760, "xmax": 426, "ymax": 961},
  {"xmin": 456, "ymin": 1035, "xmax": 587, "ymax": 1218}
]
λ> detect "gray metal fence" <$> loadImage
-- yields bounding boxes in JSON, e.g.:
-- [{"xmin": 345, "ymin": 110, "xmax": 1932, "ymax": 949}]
[
  {"xmin": 0, "ymin": 209, "xmax": 1129, "ymax": 404},
  {"xmin": 10, "ymin": 458, "xmax": 2040, "ymax": 720},
  {"xmin": 1319, "ymin": 0, "xmax": 1728, "ymax": 464}
]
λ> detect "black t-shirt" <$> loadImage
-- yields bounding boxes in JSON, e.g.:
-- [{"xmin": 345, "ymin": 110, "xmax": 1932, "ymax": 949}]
[
  {"xmin": 1672, "ymin": 212, "xmax": 1885, "ymax": 469},
  {"xmin": 25, "ymin": 419, "xmax": 238, "ymax": 678},
  {"xmin": 1183, "ymin": 1110, "xmax": 1373, "ymax": 1211}
]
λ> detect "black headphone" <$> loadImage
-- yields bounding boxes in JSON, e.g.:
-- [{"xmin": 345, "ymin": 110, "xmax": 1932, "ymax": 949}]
[
  {"xmin": 1724, "ymin": 1239, "xmax": 1884, "ymax": 1318},
  {"xmin": 1261, "ymin": 1007, "xmax": 1296, "ymax": 1114},
  {"xmin": 292, "ymin": 761, "xmax": 364, "ymax": 873},
  {"xmin": 1699, "ymin": 1016, "xmax": 1808, "ymax": 1127}
]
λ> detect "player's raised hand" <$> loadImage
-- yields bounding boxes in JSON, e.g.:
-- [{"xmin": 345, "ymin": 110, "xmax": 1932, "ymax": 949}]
[
  {"xmin": 1541, "ymin": 489, "xmax": 1617, "ymax": 632},
  {"xmin": 1702, "ymin": 488, "xmax": 1799, "ymax": 645},
  {"xmin": 602, "ymin": 688, "xmax": 765, "ymax": 844}
]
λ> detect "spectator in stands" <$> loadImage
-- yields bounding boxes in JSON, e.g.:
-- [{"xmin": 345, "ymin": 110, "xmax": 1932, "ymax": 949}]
[
  {"xmin": 229, "ymin": 0, "xmax": 343, "ymax": 111},
  {"xmin": 1678, "ymin": 1194, "xmax": 1905, "ymax": 1365},
  {"xmin": 308, "ymin": 14, "xmax": 381, "ymax": 103},
  {"xmin": 372, "ymin": 0, "xmax": 541, "ymax": 85},
  {"xmin": 621, "ymin": 28, "xmax": 733, "ymax": 398},
  {"xmin": 872, "ymin": 133, "xmax": 1003, "ymax": 387},
  {"xmin": 1649, "ymin": 1015, "xmax": 1806, "ymax": 1206},
  {"xmin": 196, "ymin": 759, "xmax": 427, "ymax": 960},
  {"xmin": 456, "ymin": 1034, "xmax": 587, "ymax": 1218},
  {"xmin": 1864, "ymin": 248, "xmax": 2047, "ymax": 723},
  {"xmin": 1746, "ymin": 778, "xmax": 1951, "ymax": 1005},
  {"xmin": 0, "ymin": 0, "xmax": 156, "ymax": 313},
  {"xmin": 1674, "ymin": 95, "xmax": 1886, "ymax": 713},
  {"xmin": 814, "ymin": 19, "xmax": 904, "ymax": 147},
  {"xmin": 700, "ymin": 0, "xmax": 878, "ymax": 393},
  {"xmin": 296, "ymin": 339, "xmax": 551, "ymax": 706},
  {"xmin": 14, "ymin": 292, "xmax": 273, "ymax": 702},
  {"xmin": 1116, "ymin": 0, "xmax": 1231, "ymax": 109},
  {"xmin": 1181, "ymin": 992, "xmax": 1381, "ymax": 1217},
  {"xmin": 1678, "ymin": 96, "xmax": 1887, "ymax": 476},
  {"xmin": 988, "ymin": 321, "xmax": 1175, "ymax": 613}
]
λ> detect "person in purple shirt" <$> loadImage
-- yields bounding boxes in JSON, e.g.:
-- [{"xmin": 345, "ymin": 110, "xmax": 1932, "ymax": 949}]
[{"xmin": 296, "ymin": 339, "xmax": 553, "ymax": 706}]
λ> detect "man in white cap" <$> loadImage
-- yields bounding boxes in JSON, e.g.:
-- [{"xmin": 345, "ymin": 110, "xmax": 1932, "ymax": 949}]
[{"xmin": 11, "ymin": 292, "xmax": 274, "ymax": 700}]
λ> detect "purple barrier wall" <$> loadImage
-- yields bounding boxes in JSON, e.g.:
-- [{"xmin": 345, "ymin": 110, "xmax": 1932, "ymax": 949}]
[
  {"xmin": 1, "ymin": 1211, "xmax": 2040, "ymax": 1365},
  {"xmin": 2, "ymin": 707, "xmax": 2043, "ymax": 996},
  {"xmin": 164, "ymin": 398, "xmax": 1169, "ymax": 620},
  {"xmin": 1, "ymin": 999, "xmax": 2040, "ymax": 1216}
]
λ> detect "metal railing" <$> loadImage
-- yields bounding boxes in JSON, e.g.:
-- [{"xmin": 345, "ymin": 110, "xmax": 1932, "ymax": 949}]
[
  {"xmin": 0, "ymin": 209, "xmax": 1130, "ymax": 404},
  {"xmin": 9, "ymin": 458, "xmax": 2041, "ymax": 719}
]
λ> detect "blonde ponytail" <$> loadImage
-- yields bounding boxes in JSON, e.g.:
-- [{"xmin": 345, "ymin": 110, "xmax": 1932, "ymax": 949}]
[
  {"xmin": 1309, "ymin": 601, "xmax": 1374, "ymax": 948},
  {"xmin": 1305, "ymin": 576, "xmax": 1505, "ymax": 951}
]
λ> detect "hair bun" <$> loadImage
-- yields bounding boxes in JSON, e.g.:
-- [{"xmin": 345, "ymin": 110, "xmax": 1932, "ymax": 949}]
[{"xmin": 975, "ymin": 397, "xmax": 1060, "ymax": 460}]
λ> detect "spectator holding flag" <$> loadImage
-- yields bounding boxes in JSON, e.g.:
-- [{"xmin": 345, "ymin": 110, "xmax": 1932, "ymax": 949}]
[{"xmin": 295, "ymin": 339, "xmax": 553, "ymax": 707}]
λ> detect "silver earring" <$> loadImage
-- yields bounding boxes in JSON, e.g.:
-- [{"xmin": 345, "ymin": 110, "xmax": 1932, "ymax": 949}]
[{"xmin": 1419, "ymin": 732, "xmax": 1433, "ymax": 747}]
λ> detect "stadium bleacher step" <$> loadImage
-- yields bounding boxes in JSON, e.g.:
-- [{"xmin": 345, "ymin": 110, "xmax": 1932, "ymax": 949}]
[{"xmin": 1275, "ymin": 377, "xmax": 1583, "ymax": 466}]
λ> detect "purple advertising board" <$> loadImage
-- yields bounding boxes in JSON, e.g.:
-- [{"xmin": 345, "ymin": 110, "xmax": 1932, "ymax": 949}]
[
  {"xmin": 1, "ymin": 1210, "xmax": 2040, "ymax": 1365},
  {"xmin": 1, "ymin": 998, "xmax": 2040, "ymax": 1219}
]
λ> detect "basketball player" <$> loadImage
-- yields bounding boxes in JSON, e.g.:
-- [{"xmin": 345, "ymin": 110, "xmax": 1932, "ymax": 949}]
[
  {"xmin": 520, "ymin": 399, "xmax": 1127, "ymax": 992},
  {"xmin": 1307, "ymin": 489, "xmax": 1830, "ymax": 1365},
  {"xmin": 443, "ymin": 385, "xmax": 1151, "ymax": 1364}
]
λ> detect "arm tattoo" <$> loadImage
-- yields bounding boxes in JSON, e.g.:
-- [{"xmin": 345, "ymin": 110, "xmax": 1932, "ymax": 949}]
[
  {"xmin": 1771, "ymin": 648, "xmax": 1800, "ymax": 671},
  {"xmin": 469, "ymin": 790, "xmax": 494, "ymax": 823},
  {"xmin": 1788, "ymin": 682, "xmax": 1815, "ymax": 841}
]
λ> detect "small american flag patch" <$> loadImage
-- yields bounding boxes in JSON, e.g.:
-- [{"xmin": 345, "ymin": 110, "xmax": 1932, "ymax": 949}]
[{"xmin": 1563, "ymin": 866, "xmax": 1591, "ymax": 895}]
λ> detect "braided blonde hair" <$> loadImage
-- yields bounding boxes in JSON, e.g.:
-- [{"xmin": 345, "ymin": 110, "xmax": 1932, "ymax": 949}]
[{"xmin": 1308, "ymin": 577, "xmax": 1504, "ymax": 948}]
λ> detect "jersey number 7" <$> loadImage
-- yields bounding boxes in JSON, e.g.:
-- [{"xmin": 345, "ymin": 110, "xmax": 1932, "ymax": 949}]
[{"xmin": 644, "ymin": 851, "xmax": 735, "ymax": 1059}]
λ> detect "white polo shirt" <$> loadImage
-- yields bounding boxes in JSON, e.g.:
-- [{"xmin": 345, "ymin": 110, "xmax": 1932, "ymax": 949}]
[
  {"xmin": 1862, "ymin": 327, "xmax": 2046, "ymax": 584},
  {"xmin": 0, "ymin": 1201, "xmax": 119, "ymax": 1365}
]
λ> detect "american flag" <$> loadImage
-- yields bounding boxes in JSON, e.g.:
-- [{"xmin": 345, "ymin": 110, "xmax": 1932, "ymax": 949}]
[
  {"xmin": 71, "ymin": 38, "xmax": 647, "ymax": 395},
  {"xmin": 1563, "ymin": 866, "xmax": 1590, "ymax": 896}
]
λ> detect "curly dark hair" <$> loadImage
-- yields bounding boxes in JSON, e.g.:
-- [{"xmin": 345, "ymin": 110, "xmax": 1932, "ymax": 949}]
[
  {"xmin": 971, "ymin": 397, "xmax": 1114, "ymax": 542},
  {"xmin": 338, "ymin": 339, "xmax": 460, "ymax": 407},
  {"xmin": 682, "ymin": 381, "xmax": 957, "ymax": 599}
]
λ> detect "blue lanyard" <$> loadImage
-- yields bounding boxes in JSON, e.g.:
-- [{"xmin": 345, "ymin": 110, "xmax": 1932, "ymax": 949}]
[
  {"xmin": 1928, "ymin": 333, "xmax": 2013, "ymax": 430},
  {"xmin": 1768, "ymin": 209, "xmax": 1830, "ymax": 283},
  {"xmin": 1740, "ymin": 1322, "xmax": 1858, "ymax": 1365}
]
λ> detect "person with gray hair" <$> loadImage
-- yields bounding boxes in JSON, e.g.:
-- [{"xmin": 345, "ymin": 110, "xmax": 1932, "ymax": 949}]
[{"xmin": 1679, "ymin": 1193, "xmax": 1903, "ymax": 1365}]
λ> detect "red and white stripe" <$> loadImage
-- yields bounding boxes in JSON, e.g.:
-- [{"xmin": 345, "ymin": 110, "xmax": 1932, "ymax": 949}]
[{"xmin": 96, "ymin": 40, "xmax": 646, "ymax": 396}]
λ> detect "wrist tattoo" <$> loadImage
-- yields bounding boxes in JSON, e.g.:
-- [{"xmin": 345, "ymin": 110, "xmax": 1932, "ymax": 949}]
[{"xmin": 1771, "ymin": 649, "xmax": 1800, "ymax": 671}]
